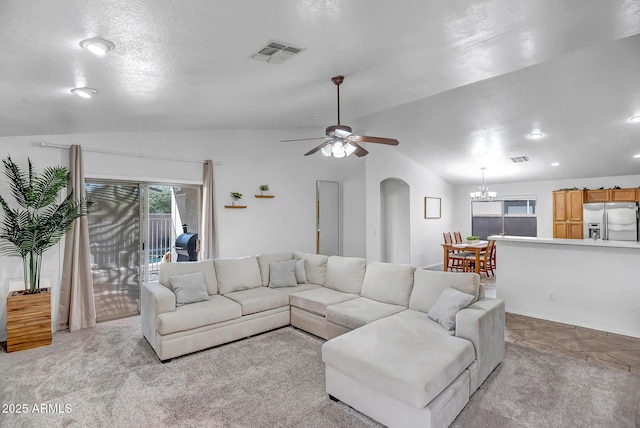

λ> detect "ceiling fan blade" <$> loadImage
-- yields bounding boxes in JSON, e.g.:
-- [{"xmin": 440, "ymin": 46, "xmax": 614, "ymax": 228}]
[
  {"xmin": 352, "ymin": 142, "xmax": 369, "ymax": 157},
  {"xmin": 352, "ymin": 135, "xmax": 399, "ymax": 146},
  {"xmin": 280, "ymin": 136, "xmax": 329, "ymax": 143},
  {"xmin": 304, "ymin": 142, "xmax": 330, "ymax": 156}
]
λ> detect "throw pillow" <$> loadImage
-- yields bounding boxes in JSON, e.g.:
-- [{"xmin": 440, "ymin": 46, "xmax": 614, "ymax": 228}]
[
  {"xmin": 295, "ymin": 259, "xmax": 307, "ymax": 284},
  {"xmin": 427, "ymin": 286, "xmax": 475, "ymax": 331},
  {"xmin": 169, "ymin": 272, "xmax": 210, "ymax": 307},
  {"xmin": 269, "ymin": 260, "xmax": 297, "ymax": 288}
]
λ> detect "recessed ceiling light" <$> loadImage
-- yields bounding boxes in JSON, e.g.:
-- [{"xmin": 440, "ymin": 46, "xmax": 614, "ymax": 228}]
[
  {"xmin": 71, "ymin": 87, "xmax": 98, "ymax": 99},
  {"xmin": 551, "ymin": 162, "xmax": 560, "ymax": 167},
  {"xmin": 79, "ymin": 38, "xmax": 115, "ymax": 56},
  {"xmin": 630, "ymin": 115, "xmax": 640, "ymax": 123},
  {"xmin": 528, "ymin": 132, "xmax": 545, "ymax": 140},
  {"xmin": 633, "ymin": 154, "xmax": 640, "ymax": 159}
]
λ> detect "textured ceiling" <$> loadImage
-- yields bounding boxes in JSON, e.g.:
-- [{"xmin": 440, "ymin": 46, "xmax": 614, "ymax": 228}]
[{"xmin": 1, "ymin": 0, "xmax": 640, "ymax": 184}]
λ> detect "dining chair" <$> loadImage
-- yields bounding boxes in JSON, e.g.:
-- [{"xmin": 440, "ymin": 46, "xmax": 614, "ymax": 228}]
[
  {"xmin": 453, "ymin": 231, "xmax": 463, "ymax": 244},
  {"xmin": 465, "ymin": 240, "xmax": 495, "ymax": 276},
  {"xmin": 443, "ymin": 232, "xmax": 453, "ymax": 245},
  {"xmin": 490, "ymin": 241, "xmax": 497, "ymax": 271},
  {"xmin": 443, "ymin": 232, "xmax": 465, "ymax": 271}
]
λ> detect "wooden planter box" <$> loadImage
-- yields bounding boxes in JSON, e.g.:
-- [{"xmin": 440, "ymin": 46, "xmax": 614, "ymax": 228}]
[{"xmin": 6, "ymin": 288, "xmax": 52, "ymax": 352}]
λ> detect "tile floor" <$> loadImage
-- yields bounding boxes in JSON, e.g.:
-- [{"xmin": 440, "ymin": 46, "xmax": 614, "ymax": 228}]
[
  {"xmin": 473, "ymin": 274, "xmax": 640, "ymax": 374},
  {"xmin": 505, "ymin": 311, "xmax": 640, "ymax": 374}
]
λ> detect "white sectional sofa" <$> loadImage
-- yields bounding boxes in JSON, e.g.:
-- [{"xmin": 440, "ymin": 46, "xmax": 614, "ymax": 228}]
[{"xmin": 141, "ymin": 251, "xmax": 504, "ymax": 428}]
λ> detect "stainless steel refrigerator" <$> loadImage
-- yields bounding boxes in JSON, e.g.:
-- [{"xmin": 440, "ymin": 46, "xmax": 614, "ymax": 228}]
[{"xmin": 583, "ymin": 202, "xmax": 639, "ymax": 241}]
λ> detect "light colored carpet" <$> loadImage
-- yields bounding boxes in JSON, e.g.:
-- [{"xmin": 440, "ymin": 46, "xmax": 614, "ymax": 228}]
[{"xmin": 2, "ymin": 316, "xmax": 639, "ymax": 427}]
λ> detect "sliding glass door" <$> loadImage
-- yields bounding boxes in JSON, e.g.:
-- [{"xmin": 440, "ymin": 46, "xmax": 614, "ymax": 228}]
[
  {"xmin": 85, "ymin": 181, "xmax": 202, "ymax": 322},
  {"xmin": 86, "ymin": 182, "xmax": 142, "ymax": 322}
]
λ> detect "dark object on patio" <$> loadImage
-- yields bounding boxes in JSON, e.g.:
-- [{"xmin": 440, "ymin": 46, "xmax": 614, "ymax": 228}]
[{"xmin": 175, "ymin": 224, "xmax": 199, "ymax": 262}]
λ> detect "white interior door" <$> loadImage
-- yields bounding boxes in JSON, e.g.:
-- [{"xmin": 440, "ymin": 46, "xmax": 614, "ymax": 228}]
[{"xmin": 317, "ymin": 180, "xmax": 340, "ymax": 256}]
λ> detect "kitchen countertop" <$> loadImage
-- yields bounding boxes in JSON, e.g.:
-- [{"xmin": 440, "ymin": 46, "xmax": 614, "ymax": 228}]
[{"xmin": 489, "ymin": 235, "xmax": 640, "ymax": 249}]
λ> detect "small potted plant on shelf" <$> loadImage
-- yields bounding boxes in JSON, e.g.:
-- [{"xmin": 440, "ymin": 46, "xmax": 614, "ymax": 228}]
[
  {"xmin": 230, "ymin": 192, "xmax": 243, "ymax": 206},
  {"xmin": 466, "ymin": 235, "xmax": 481, "ymax": 244},
  {"xmin": 259, "ymin": 184, "xmax": 269, "ymax": 196}
]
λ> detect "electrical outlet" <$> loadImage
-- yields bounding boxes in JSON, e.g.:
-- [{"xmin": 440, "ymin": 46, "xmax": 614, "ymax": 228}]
[{"xmin": 547, "ymin": 292, "xmax": 555, "ymax": 301}]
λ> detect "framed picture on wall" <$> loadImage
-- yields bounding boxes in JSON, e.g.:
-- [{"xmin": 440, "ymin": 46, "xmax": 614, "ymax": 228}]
[{"xmin": 424, "ymin": 196, "xmax": 441, "ymax": 219}]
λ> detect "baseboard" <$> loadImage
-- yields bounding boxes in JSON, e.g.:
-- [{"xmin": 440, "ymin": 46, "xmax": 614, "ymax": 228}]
[{"xmin": 505, "ymin": 309, "xmax": 640, "ymax": 339}]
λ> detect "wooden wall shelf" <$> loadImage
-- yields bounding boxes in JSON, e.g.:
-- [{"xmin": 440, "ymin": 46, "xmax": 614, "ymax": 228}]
[
  {"xmin": 254, "ymin": 195, "xmax": 275, "ymax": 198},
  {"xmin": 224, "ymin": 205, "xmax": 247, "ymax": 209}
]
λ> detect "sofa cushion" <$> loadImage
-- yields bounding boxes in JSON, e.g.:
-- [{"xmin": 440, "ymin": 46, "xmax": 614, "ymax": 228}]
[
  {"xmin": 324, "ymin": 256, "xmax": 366, "ymax": 294},
  {"xmin": 326, "ymin": 297, "xmax": 406, "ymax": 330},
  {"xmin": 257, "ymin": 252, "xmax": 294, "ymax": 286},
  {"xmin": 289, "ymin": 287, "xmax": 359, "ymax": 316},
  {"xmin": 159, "ymin": 260, "xmax": 217, "ymax": 295},
  {"xmin": 295, "ymin": 259, "xmax": 307, "ymax": 284},
  {"xmin": 268, "ymin": 260, "xmax": 298, "ymax": 288},
  {"xmin": 322, "ymin": 309, "xmax": 475, "ymax": 408},
  {"xmin": 409, "ymin": 270, "xmax": 479, "ymax": 314},
  {"xmin": 361, "ymin": 262, "xmax": 415, "ymax": 307},
  {"xmin": 156, "ymin": 295, "xmax": 241, "ymax": 335},
  {"xmin": 427, "ymin": 286, "xmax": 475, "ymax": 331},
  {"xmin": 214, "ymin": 256, "xmax": 263, "ymax": 294},
  {"xmin": 224, "ymin": 287, "xmax": 289, "ymax": 316},
  {"xmin": 169, "ymin": 272, "xmax": 210, "ymax": 306},
  {"xmin": 271, "ymin": 283, "xmax": 320, "ymax": 296},
  {"xmin": 294, "ymin": 251, "xmax": 328, "ymax": 285}
]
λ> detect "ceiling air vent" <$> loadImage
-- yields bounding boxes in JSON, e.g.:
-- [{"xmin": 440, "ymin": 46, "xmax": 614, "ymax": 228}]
[
  {"xmin": 510, "ymin": 156, "xmax": 530, "ymax": 163},
  {"xmin": 250, "ymin": 41, "xmax": 304, "ymax": 64}
]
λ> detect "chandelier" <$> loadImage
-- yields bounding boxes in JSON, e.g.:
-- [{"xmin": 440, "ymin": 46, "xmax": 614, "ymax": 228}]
[
  {"xmin": 320, "ymin": 138, "xmax": 357, "ymax": 158},
  {"xmin": 470, "ymin": 167, "xmax": 497, "ymax": 201}
]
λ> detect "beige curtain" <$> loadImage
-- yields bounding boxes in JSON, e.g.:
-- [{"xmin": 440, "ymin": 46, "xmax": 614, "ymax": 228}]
[
  {"xmin": 58, "ymin": 145, "xmax": 96, "ymax": 331},
  {"xmin": 200, "ymin": 160, "xmax": 217, "ymax": 259}
]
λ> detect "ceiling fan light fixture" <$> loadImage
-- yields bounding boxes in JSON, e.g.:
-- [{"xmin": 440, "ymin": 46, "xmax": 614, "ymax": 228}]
[
  {"xmin": 79, "ymin": 38, "xmax": 115, "ymax": 56},
  {"xmin": 344, "ymin": 142, "xmax": 357, "ymax": 156},
  {"xmin": 331, "ymin": 140, "xmax": 346, "ymax": 158},
  {"xmin": 321, "ymin": 143, "xmax": 333, "ymax": 157}
]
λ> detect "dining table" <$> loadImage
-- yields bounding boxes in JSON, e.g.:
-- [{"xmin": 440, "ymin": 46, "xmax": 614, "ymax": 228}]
[{"xmin": 442, "ymin": 240, "xmax": 488, "ymax": 274}]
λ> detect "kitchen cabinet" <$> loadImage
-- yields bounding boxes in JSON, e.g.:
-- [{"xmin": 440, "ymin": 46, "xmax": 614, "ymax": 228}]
[
  {"xmin": 552, "ymin": 191, "xmax": 567, "ymax": 222},
  {"xmin": 611, "ymin": 188, "xmax": 636, "ymax": 202},
  {"xmin": 566, "ymin": 190, "xmax": 583, "ymax": 221},
  {"xmin": 553, "ymin": 222, "xmax": 567, "ymax": 238},
  {"xmin": 566, "ymin": 222, "xmax": 583, "ymax": 239},
  {"xmin": 585, "ymin": 189, "xmax": 610, "ymax": 202},
  {"xmin": 552, "ymin": 190, "xmax": 583, "ymax": 238}
]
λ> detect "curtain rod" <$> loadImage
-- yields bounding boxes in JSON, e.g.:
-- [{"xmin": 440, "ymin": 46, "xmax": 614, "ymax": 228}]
[{"xmin": 39, "ymin": 142, "xmax": 222, "ymax": 166}]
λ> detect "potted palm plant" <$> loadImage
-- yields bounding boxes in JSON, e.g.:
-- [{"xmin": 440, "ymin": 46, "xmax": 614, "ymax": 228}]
[{"xmin": 0, "ymin": 156, "xmax": 89, "ymax": 352}]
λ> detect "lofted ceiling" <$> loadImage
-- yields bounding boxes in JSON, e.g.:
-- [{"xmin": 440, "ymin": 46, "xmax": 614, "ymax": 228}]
[{"xmin": 2, "ymin": 0, "xmax": 640, "ymax": 185}]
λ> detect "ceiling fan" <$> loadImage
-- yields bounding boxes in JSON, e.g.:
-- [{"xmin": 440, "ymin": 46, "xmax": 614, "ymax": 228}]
[{"xmin": 281, "ymin": 75, "xmax": 399, "ymax": 158}]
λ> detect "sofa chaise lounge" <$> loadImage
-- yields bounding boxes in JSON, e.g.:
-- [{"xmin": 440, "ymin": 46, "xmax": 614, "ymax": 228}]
[{"xmin": 141, "ymin": 251, "xmax": 504, "ymax": 428}]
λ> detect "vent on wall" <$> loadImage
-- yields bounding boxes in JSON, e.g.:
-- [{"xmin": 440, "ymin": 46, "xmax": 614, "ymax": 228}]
[
  {"xmin": 510, "ymin": 156, "xmax": 530, "ymax": 163},
  {"xmin": 250, "ymin": 41, "xmax": 304, "ymax": 64}
]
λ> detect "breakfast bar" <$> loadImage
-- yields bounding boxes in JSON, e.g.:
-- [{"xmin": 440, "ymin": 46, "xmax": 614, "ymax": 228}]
[{"xmin": 492, "ymin": 235, "xmax": 640, "ymax": 338}]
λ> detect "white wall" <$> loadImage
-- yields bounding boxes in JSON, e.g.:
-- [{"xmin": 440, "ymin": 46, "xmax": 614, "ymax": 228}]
[
  {"xmin": 365, "ymin": 145, "xmax": 455, "ymax": 267},
  {"xmin": 453, "ymin": 174, "xmax": 640, "ymax": 238},
  {"xmin": 0, "ymin": 130, "xmax": 366, "ymax": 340},
  {"xmin": 380, "ymin": 178, "xmax": 410, "ymax": 263}
]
